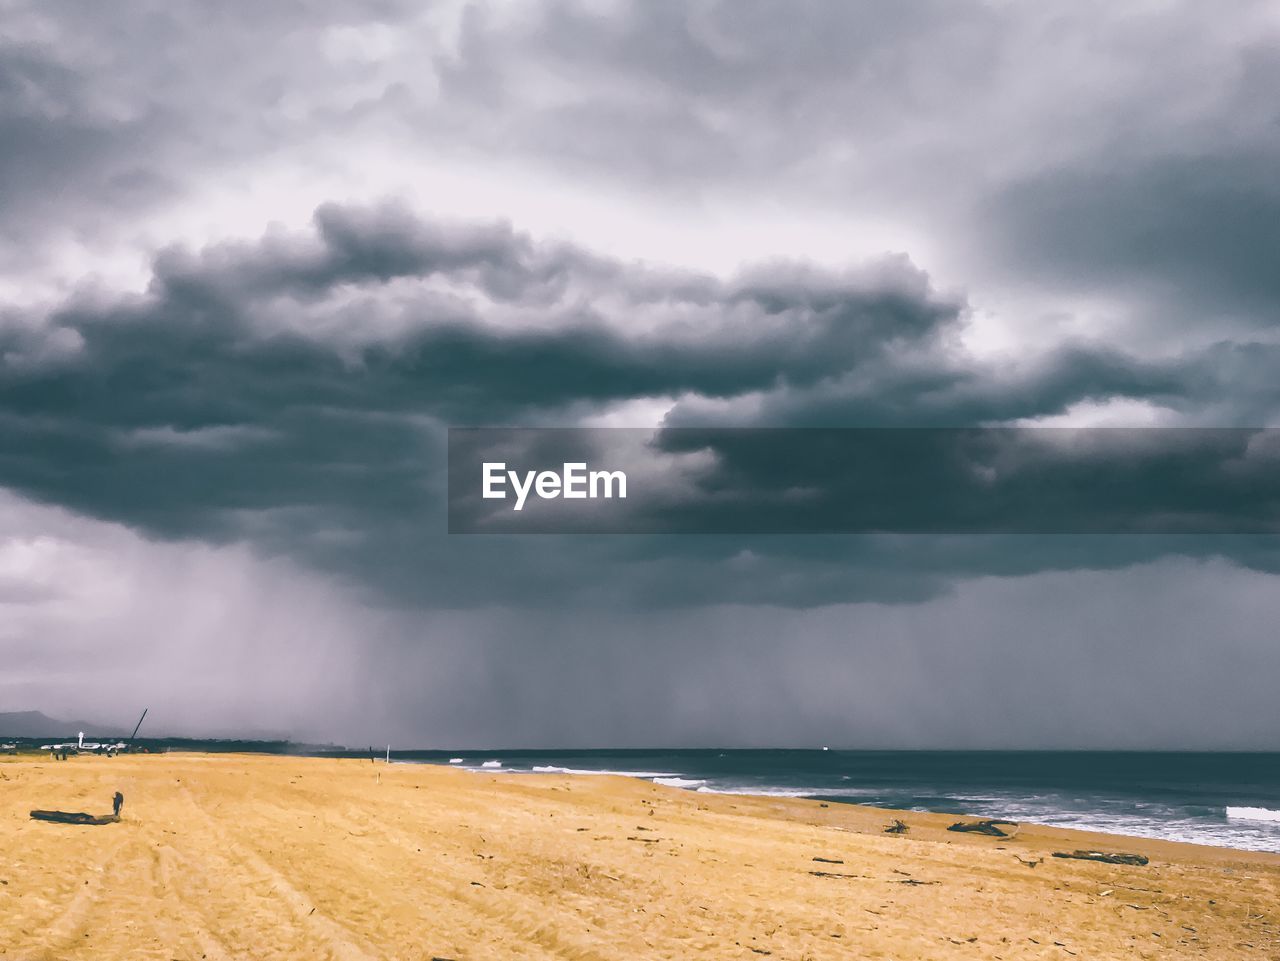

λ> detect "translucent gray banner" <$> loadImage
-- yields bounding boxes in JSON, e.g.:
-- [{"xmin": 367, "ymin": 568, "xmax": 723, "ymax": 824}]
[{"xmin": 447, "ymin": 427, "xmax": 1280, "ymax": 534}]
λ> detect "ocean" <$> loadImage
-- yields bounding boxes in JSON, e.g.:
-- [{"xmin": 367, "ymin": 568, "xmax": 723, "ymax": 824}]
[{"xmin": 389, "ymin": 749, "xmax": 1280, "ymax": 853}]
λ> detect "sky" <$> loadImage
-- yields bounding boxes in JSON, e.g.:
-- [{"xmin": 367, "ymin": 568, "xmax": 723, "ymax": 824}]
[{"xmin": 1, "ymin": 0, "xmax": 1279, "ymax": 747}]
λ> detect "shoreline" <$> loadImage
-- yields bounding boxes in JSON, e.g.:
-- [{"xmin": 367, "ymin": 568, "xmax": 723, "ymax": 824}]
[
  {"xmin": 469, "ymin": 762, "xmax": 1280, "ymax": 868},
  {"xmin": 403, "ymin": 756, "xmax": 1280, "ymax": 858},
  {"xmin": 4, "ymin": 752, "xmax": 1279, "ymax": 958},
  {"xmin": 8, "ymin": 748, "xmax": 1280, "ymax": 858}
]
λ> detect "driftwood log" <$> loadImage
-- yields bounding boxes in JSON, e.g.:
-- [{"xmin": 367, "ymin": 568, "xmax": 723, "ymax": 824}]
[
  {"xmin": 30, "ymin": 810, "xmax": 120, "ymax": 825},
  {"xmin": 1052, "ymin": 850, "xmax": 1149, "ymax": 866},
  {"xmin": 809, "ymin": 870, "xmax": 864, "ymax": 879},
  {"xmin": 947, "ymin": 819, "xmax": 1017, "ymax": 837}
]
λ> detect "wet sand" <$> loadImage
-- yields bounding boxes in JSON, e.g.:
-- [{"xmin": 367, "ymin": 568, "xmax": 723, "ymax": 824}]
[{"xmin": 2, "ymin": 753, "xmax": 1278, "ymax": 959}]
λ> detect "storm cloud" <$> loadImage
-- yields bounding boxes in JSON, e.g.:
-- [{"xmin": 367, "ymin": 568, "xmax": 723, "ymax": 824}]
[
  {"xmin": 3, "ymin": 205, "xmax": 1277, "ymax": 613},
  {"xmin": 1, "ymin": 1, "xmax": 1278, "ymax": 746}
]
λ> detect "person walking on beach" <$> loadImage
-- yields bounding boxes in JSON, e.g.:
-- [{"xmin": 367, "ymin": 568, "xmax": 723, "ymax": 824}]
[{"xmin": 112, "ymin": 792, "xmax": 124, "ymax": 817}]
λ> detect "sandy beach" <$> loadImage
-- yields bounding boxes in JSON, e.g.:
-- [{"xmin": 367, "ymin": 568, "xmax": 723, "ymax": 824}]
[{"xmin": 2, "ymin": 753, "xmax": 1278, "ymax": 960}]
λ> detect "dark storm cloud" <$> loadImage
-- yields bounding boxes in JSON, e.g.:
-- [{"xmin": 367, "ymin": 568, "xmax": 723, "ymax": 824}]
[
  {"xmin": 0, "ymin": 204, "xmax": 963, "ymax": 605},
  {"xmin": 3, "ymin": 202, "xmax": 964, "ymax": 435},
  {"xmin": 664, "ymin": 341, "xmax": 1280, "ymax": 428},
  {"xmin": 2, "ymin": 205, "xmax": 1277, "ymax": 609},
  {"xmin": 988, "ymin": 147, "xmax": 1280, "ymax": 329}
]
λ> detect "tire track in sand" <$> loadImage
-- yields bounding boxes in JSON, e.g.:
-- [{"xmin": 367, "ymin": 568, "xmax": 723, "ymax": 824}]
[
  {"xmin": 145, "ymin": 839, "xmax": 235, "ymax": 961},
  {"xmin": 316, "ymin": 800, "xmax": 620, "ymax": 961},
  {"xmin": 40, "ymin": 834, "xmax": 133, "ymax": 952},
  {"xmin": 174, "ymin": 783, "xmax": 380, "ymax": 961}
]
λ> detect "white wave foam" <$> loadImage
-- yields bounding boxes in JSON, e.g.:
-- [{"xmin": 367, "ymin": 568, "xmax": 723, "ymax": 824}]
[
  {"xmin": 530, "ymin": 765, "xmax": 680, "ymax": 778},
  {"xmin": 1227, "ymin": 806, "xmax": 1280, "ymax": 824},
  {"xmin": 480, "ymin": 760, "xmax": 502, "ymax": 768},
  {"xmin": 695, "ymin": 785, "xmax": 882, "ymax": 799},
  {"xmin": 653, "ymin": 777, "xmax": 709, "ymax": 789},
  {"xmin": 448, "ymin": 758, "xmax": 464, "ymax": 764}
]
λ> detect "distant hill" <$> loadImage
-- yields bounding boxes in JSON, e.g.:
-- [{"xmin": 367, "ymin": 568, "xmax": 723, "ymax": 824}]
[{"xmin": 0, "ymin": 711, "xmax": 129, "ymax": 739}]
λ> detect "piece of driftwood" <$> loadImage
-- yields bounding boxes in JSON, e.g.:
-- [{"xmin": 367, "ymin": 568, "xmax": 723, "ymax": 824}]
[
  {"xmin": 812, "ymin": 856, "xmax": 844, "ymax": 864},
  {"xmin": 947, "ymin": 819, "xmax": 1017, "ymax": 837},
  {"xmin": 1052, "ymin": 850, "xmax": 1149, "ymax": 866},
  {"xmin": 884, "ymin": 819, "xmax": 909, "ymax": 834},
  {"xmin": 30, "ymin": 810, "xmax": 120, "ymax": 825}
]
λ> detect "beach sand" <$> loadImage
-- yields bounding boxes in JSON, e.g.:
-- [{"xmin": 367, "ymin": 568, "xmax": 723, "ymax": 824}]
[{"xmin": 2, "ymin": 753, "xmax": 1277, "ymax": 960}]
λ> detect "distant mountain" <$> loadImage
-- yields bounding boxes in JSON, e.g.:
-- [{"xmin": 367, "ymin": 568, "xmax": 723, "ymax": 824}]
[{"xmin": 0, "ymin": 710, "xmax": 129, "ymax": 739}]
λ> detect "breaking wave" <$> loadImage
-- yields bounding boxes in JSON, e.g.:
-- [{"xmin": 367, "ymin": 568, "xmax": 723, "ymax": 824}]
[{"xmin": 1226, "ymin": 806, "xmax": 1280, "ymax": 824}]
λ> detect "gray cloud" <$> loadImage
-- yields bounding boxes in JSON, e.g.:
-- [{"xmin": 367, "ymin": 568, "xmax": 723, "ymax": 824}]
[
  {"xmin": 414, "ymin": 1, "xmax": 1280, "ymax": 321},
  {"xmin": 7, "ymin": 0, "xmax": 1278, "ymax": 334},
  {"xmin": 0, "ymin": 39, "xmax": 173, "ymax": 262},
  {"xmin": 2, "ymin": 1, "xmax": 1279, "ymax": 746}
]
